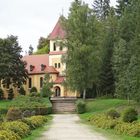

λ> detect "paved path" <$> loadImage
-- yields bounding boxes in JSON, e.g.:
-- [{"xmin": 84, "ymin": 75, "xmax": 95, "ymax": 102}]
[{"xmin": 39, "ymin": 114, "xmax": 108, "ymax": 140}]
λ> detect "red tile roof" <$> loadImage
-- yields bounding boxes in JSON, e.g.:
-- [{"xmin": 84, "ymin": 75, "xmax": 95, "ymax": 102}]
[
  {"xmin": 54, "ymin": 76, "xmax": 65, "ymax": 84},
  {"xmin": 22, "ymin": 54, "xmax": 58, "ymax": 74},
  {"xmin": 46, "ymin": 66, "xmax": 59, "ymax": 74},
  {"xmin": 48, "ymin": 17, "xmax": 66, "ymax": 40},
  {"xmin": 49, "ymin": 51, "xmax": 66, "ymax": 55}
]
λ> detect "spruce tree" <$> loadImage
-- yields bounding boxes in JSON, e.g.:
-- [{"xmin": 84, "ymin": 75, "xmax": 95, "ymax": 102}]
[
  {"xmin": 116, "ymin": 0, "xmax": 131, "ymax": 17},
  {"xmin": 113, "ymin": 0, "xmax": 140, "ymax": 102},
  {"xmin": 93, "ymin": 0, "xmax": 110, "ymax": 20},
  {"xmin": 98, "ymin": 8, "xmax": 117, "ymax": 97}
]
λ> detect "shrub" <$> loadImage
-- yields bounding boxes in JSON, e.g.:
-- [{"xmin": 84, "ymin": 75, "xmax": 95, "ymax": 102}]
[
  {"xmin": 8, "ymin": 88, "xmax": 14, "ymax": 100},
  {"xmin": 22, "ymin": 115, "xmax": 47, "ymax": 130},
  {"xmin": 0, "ymin": 88, "xmax": 4, "ymax": 100},
  {"xmin": 106, "ymin": 109, "xmax": 120, "ymax": 119},
  {"xmin": 115, "ymin": 122, "xmax": 140, "ymax": 137},
  {"xmin": 19, "ymin": 87, "xmax": 26, "ymax": 95},
  {"xmin": 76, "ymin": 100, "xmax": 86, "ymax": 114},
  {"xmin": 9, "ymin": 96, "xmax": 52, "ymax": 115},
  {"xmin": 90, "ymin": 114, "xmax": 118, "ymax": 129},
  {"xmin": 0, "ymin": 114, "xmax": 4, "ymax": 122},
  {"xmin": 1, "ymin": 121, "xmax": 31, "ymax": 138},
  {"xmin": 29, "ymin": 92, "xmax": 40, "ymax": 97},
  {"xmin": 0, "ymin": 130, "xmax": 21, "ymax": 140},
  {"xmin": 122, "ymin": 108, "xmax": 138, "ymax": 123},
  {"xmin": 6, "ymin": 107, "xmax": 22, "ymax": 121},
  {"xmin": 30, "ymin": 87, "xmax": 37, "ymax": 93}
]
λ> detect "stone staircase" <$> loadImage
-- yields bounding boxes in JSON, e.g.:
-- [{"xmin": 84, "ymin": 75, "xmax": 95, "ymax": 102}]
[{"xmin": 50, "ymin": 97, "xmax": 77, "ymax": 113}]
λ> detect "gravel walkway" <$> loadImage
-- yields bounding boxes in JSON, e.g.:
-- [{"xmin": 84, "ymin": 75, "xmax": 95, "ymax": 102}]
[{"xmin": 39, "ymin": 114, "xmax": 108, "ymax": 140}]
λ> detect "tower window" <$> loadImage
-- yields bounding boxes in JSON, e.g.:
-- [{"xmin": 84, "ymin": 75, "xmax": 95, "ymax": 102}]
[
  {"xmin": 58, "ymin": 63, "xmax": 61, "ymax": 68},
  {"xmin": 55, "ymin": 63, "xmax": 57, "ymax": 68},
  {"xmin": 29, "ymin": 78, "xmax": 32, "ymax": 89},
  {"xmin": 60, "ymin": 46, "xmax": 63, "ymax": 51},
  {"xmin": 53, "ymin": 43, "xmax": 56, "ymax": 51}
]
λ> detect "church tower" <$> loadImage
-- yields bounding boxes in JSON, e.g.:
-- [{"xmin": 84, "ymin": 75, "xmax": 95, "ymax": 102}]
[{"xmin": 48, "ymin": 17, "xmax": 67, "ymax": 75}]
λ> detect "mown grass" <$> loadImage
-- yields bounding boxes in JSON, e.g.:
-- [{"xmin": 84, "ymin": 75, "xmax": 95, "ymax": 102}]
[
  {"xmin": 0, "ymin": 100, "xmax": 12, "ymax": 108},
  {"xmin": 22, "ymin": 115, "xmax": 52, "ymax": 140},
  {"xmin": 79, "ymin": 99, "xmax": 140, "ymax": 140}
]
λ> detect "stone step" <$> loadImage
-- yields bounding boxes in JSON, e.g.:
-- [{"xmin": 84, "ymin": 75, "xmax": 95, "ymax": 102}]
[{"xmin": 51, "ymin": 97, "xmax": 77, "ymax": 113}]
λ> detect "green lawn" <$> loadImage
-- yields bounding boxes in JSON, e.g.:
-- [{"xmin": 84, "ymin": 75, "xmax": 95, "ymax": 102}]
[
  {"xmin": 0, "ymin": 100, "xmax": 12, "ymax": 108},
  {"xmin": 79, "ymin": 99, "xmax": 140, "ymax": 140}
]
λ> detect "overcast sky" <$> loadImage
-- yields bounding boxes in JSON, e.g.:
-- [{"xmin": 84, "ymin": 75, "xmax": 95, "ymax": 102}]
[{"xmin": 0, "ymin": 0, "xmax": 116, "ymax": 54}]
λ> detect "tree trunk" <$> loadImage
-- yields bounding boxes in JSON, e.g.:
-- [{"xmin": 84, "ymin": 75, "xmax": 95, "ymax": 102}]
[
  {"xmin": 127, "ymin": 94, "xmax": 130, "ymax": 105},
  {"xmin": 83, "ymin": 89, "xmax": 86, "ymax": 100}
]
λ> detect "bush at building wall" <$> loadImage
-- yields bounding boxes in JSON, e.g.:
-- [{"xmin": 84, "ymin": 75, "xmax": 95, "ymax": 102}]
[
  {"xmin": 76, "ymin": 100, "xmax": 86, "ymax": 114},
  {"xmin": 19, "ymin": 87, "xmax": 26, "ymax": 95},
  {"xmin": 30, "ymin": 87, "xmax": 37, "ymax": 93}
]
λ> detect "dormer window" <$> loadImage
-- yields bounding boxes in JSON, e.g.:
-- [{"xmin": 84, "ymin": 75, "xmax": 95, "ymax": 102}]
[
  {"xmin": 60, "ymin": 46, "xmax": 63, "ymax": 51},
  {"xmin": 53, "ymin": 43, "xmax": 56, "ymax": 51},
  {"xmin": 30, "ymin": 65, "xmax": 34, "ymax": 71},
  {"xmin": 41, "ymin": 64, "xmax": 46, "ymax": 71}
]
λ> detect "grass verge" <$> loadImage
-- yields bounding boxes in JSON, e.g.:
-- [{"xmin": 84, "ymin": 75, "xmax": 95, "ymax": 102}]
[{"xmin": 79, "ymin": 99, "xmax": 140, "ymax": 140}]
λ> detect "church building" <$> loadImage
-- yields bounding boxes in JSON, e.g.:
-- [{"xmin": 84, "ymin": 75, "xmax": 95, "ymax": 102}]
[{"xmin": 23, "ymin": 18, "xmax": 78, "ymax": 97}]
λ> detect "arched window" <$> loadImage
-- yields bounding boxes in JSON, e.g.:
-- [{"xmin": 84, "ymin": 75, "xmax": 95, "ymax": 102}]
[
  {"xmin": 29, "ymin": 78, "xmax": 32, "ymax": 88},
  {"xmin": 40, "ymin": 77, "xmax": 43, "ymax": 88}
]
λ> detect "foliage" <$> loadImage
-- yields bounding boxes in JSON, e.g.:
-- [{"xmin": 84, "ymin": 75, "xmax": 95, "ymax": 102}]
[
  {"xmin": 76, "ymin": 100, "xmax": 86, "ymax": 114},
  {"xmin": 106, "ymin": 109, "xmax": 120, "ymax": 119},
  {"xmin": 0, "ymin": 88, "xmax": 4, "ymax": 100},
  {"xmin": 19, "ymin": 86, "xmax": 26, "ymax": 95},
  {"xmin": 1, "ymin": 121, "xmax": 31, "ymax": 138},
  {"xmin": 98, "ymin": 8, "xmax": 117, "ymax": 97},
  {"xmin": 80, "ymin": 99, "xmax": 140, "ymax": 139},
  {"xmin": 93, "ymin": 0, "xmax": 110, "ymax": 20},
  {"xmin": 8, "ymin": 88, "xmax": 14, "ymax": 100},
  {"xmin": 90, "ymin": 114, "xmax": 118, "ymax": 129},
  {"xmin": 122, "ymin": 108, "xmax": 138, "ymax": 123},
  {"xmin": 89, "ymin": 113, "xmax": 140, "ymax": 137},
  {"xmin": 9, "ymin": 96, "xmax": 52, "ymax": 115},
  {"xmin": 22, "ymin": 115, "xmax": 47, "ymax": 130},
  {"xmin": 30, "ymin": 87, "xmax": 37, "ymax": 93},
  {"xmin": 63, "ymin": 0, "xmax": 102, "ymax": 98},
  {"xmin": 114, "ymin": 122, "xmax": 140, "ymax": 137},
  {"xmin": 112, "ymin": 0, "xmax": 140, "ymax": 102},
  {"xmin": 6, "ymin": 107, "xmax": 22, "ymax": 121},
  {"xmin": 34, "ymin": 46, "xmax": 49, "ymax": 55},
  {"xmin": 0, "ymin": 35, "xmax": 28, "ymax": 88},
  {"xmin": 115, "ymin": 0, "xmax": 131, "ymax": 17},
  {"xmin": 29, "ymin": 92, "xmax": 40, "ymax": 97},
  {"xmin": 37, "ymin": 37, "xmax": 49, "ymax": 50},
  {"xmin": 0, "ymin": 130, "xmax": 21, "ymax": 140},
  {"xmin": 28, "ymin": 45, "xmax": 34, "ymax": 55},
  {"xmin": 40, "ymin": 74, "xmax": 53, "ymax": 97}
]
